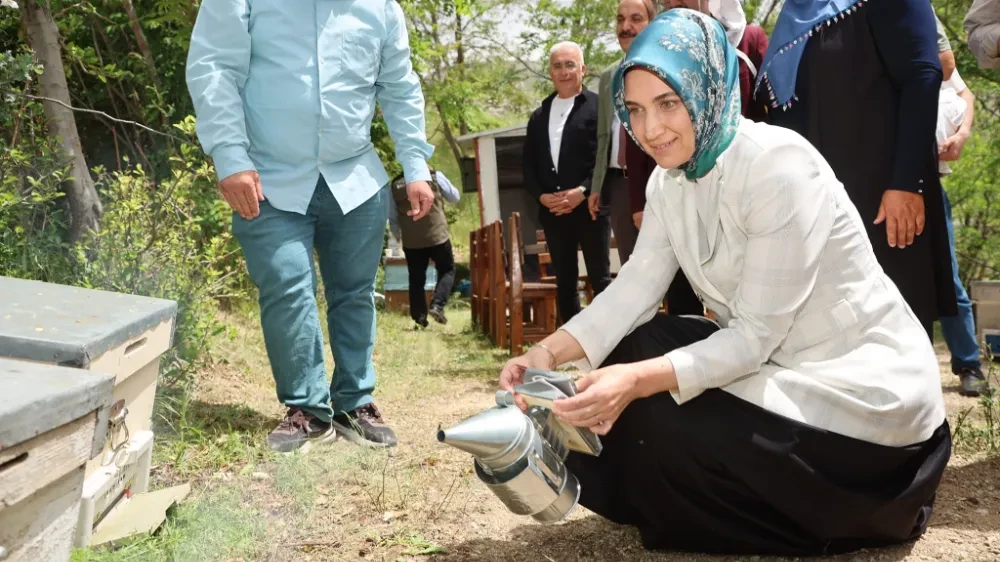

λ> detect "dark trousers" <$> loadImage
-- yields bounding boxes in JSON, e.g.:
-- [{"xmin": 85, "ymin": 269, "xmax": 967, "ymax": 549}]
[
  {"xmin": 566, "ymin": 313, "xmax": 951, "ymax": 556},
  {"xmin": 604, "ymin": 170, "xmax": 638, "ymax": 264},
  {"xmin": 540, "ymin": 209, "xmax": 611, "ymax": 324},
  {"xmin": 403, "ymin": 240, "xmax": 455, "ymax": 323}
]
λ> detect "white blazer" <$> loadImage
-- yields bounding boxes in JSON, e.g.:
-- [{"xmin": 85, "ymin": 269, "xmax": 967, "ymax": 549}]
[{"xmin": 561, "ymin": 118, "xmax": 946, "ymax": 448}]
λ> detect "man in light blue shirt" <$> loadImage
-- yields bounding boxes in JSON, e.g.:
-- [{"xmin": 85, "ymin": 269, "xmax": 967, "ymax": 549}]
[{"xmin": 186, "ymin": 0, "xmax": 435, "ymax": 452}]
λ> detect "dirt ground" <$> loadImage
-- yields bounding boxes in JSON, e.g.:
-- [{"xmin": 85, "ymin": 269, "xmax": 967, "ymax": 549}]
[{"xmin": 178, "ymin": 313, "xmax": 1000, "ymax": 562}]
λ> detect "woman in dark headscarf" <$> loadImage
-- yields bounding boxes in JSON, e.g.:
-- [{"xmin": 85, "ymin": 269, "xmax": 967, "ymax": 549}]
[
  {"xmin": 499, "ymin": 9, "xmax": 950, "ymax": 556},
  {"xmin": 759, "ymin": 0, "xmax": 958, "ymax": 342}
]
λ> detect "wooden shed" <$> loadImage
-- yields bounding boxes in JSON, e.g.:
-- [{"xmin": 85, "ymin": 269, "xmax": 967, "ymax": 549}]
[
  {"xmin": 456, "ymin": 124, "xmax": 545, "ymax": 280},
  {"xmin": 455, "ymin": 124, "xmax": 622, "ymax": 282}
]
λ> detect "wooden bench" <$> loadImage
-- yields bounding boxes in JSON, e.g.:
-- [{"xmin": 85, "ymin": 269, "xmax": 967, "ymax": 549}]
[{"xmin": 469, "ymin": 217, "xmax": 559, "ymax": 354}]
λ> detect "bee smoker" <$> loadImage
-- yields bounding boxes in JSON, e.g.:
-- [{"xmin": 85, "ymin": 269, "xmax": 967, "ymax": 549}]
[{"xmin": 436, "ymin": 391, "xmax": 583, "ymax": 523}]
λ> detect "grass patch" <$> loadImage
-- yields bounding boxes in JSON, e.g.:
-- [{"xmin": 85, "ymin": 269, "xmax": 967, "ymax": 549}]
[
  {"xmin": 71, "ymin": 484, "xmax": 270, "ymax": 562},
  {"xmin": 951, "ymin": 352, "xmax": 1000, "ymax": 454},
  {"xmin": 152, "ymin": 385, "xmax": 273, "ymax": 483}
]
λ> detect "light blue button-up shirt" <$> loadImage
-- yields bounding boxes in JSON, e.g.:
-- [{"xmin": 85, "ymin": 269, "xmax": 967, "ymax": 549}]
[{"xmin": 185, "ymin": 0, "xmax": 434, "ymax": 216}]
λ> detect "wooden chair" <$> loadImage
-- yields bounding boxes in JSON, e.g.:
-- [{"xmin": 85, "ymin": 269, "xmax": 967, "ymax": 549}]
[
  {"xmin": 474, "ymin": 225, "xmax": 491, "ymax": 333},
  {"xmin": 507, "ymin": 213, "xmax": 558, "ymax": 354},
  {"xmin": 469, "ymin": 228, "xmax": 481, "ymax": 328},
  {"xmin": 485, "ymin": 220, "xmax": 509, "ymax": 348},
  {"xmin": 469, "ymin": 217, "xmax": 559, "ymax": 355}
]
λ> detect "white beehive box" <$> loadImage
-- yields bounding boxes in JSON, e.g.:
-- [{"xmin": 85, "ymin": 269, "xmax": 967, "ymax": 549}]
[
  {"xmin": 0, "ymin": 357, "xmax": 114, "ymax": 562},
  {"xmin": 0, "ymin": 276, "xmax": 177, "ymax": 547},
  {"xmin": 969, "ymin": 280, "xmax": 1000, "ymax": 356}
]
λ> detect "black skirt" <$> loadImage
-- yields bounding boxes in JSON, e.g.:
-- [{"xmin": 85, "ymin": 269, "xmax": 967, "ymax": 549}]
[{"xmin": 565, "ymin": 314, "xmax": 952, "ymax": 557}]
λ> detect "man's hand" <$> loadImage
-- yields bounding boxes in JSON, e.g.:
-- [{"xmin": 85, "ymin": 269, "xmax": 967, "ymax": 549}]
[
  {"xmin": 549, "ymin": 188, "xmax": 584, "ymax": 216},
  {"xmin": 939, "ymin": 131, "xmax": 969, "ymax": 162},
  {"xmin": 542, "ymin": 192, "xmax": 572, "ymax": 215},
  {"xmin": 220, "ymin": 170, "xmax": 264, "ymax": 220},
  {"xmin": 540, "ymin": 193, "xmax": 562, "ymax": 210},
  {"xmin": 563, "ymin": 187, "xmax": 586, "ymax": 210},
  {"xmin": 632, "ymin": 211, "xmax": 643, "ymax": 229},
  {"xmin": 874, "ymin": 189, "xmax": 926, "ymax": 249},
  {"xmin": 587, "ymin": 193, "xmax": 601, "ymax": 220},
  {"xmin": 406, "ymin": 181, "xmax": 435, "ymax": 221}
]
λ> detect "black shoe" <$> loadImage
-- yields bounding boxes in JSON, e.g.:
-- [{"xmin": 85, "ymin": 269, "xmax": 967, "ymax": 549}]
[
  {"xmin": 330, "ymin": 402, "xmax": 398, "ymax": 448},
  {"xmin": 414, "ymin": 316, "xmax": 429, "ymax": 329},
  {"xmin": 267, "ymin": 408, "xmax": 336, "ymax": 453},
  {"xmin": 429, "ymin": 304, "xmax": 447, "ymax": 325},
  {"xmin": 956, "ymin": 367, "xmax": 989, "ymax": 397}
]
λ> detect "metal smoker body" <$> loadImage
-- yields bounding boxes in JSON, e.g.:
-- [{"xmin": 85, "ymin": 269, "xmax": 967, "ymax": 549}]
[{"xmin": 436, "ymin": 391, "xmax": 582, "ymax": 523}]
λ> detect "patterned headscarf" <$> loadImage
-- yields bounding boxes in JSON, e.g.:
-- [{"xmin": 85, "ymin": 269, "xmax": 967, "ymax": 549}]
[{"xmin": 613, "ymin": 8, "xmax": 741, "ymax": 180}]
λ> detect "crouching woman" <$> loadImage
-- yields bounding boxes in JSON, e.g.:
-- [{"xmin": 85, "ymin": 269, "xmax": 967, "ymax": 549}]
[{"xmin": 499, "ymin": 9, "xmax": 950, "ymax": 557}]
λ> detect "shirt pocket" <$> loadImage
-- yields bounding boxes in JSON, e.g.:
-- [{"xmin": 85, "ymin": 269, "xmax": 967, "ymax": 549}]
[{"xmin": 340, "ymin": 31, "xmax": 382, "ymax": 85}]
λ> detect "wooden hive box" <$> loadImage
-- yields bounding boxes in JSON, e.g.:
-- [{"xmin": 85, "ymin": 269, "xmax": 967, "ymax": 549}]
[
  {"xmin": 0, "ymin": 358, "xmax": 114, "ymax": 562},
  {"xmin": 0, "ymin": 276, "xmax": 178, "ymax": 547}
]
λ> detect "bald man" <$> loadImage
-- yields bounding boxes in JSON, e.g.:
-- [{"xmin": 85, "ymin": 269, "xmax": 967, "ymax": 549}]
[{"xmin": 522, "ymin": 42, "xmax": 609, "ymax": 325}]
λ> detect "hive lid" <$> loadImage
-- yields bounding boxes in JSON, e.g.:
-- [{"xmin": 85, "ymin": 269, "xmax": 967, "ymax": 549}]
[
  {"xmin": 0, "ymin": 276, "xmax": 178, "ymax": 368},
  {"xmin": 0, "ymin": 357, "xmax": 114, "ymax": 450}
]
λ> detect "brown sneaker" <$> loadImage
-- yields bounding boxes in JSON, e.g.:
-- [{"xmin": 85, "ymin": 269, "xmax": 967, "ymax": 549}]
[
  {"xmin": 330, "ymin": 403, "xmax": 398, "ymax": 448},
  {"xmin": 267, "ymin": 408, "xmax": 336, "ymax": 453}
]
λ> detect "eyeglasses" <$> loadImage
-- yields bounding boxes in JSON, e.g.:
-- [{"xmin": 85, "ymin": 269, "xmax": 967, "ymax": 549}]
[{"xmin": 550, "ymin": 61, "xmax": 579, "ymax": 72}]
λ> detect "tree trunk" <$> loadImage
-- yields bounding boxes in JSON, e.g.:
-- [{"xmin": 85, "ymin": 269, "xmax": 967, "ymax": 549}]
[
  {"xmin": 435, "ymin": 100, "xmax": 464, "ymax": 165},
  {"xmin": 22, "ymin": 0, "xmax": 103, "ymax": 243},
  {"xmin": 454, "ymin": 10, "xmax": 469, "ymax": 136},
  {"xmin": 121, "ymin": 0, "xmax": 162, "ymax": 92},
  {"xmin": 753, "ymin": 0, "xmax": 783, "ymax": 27}
]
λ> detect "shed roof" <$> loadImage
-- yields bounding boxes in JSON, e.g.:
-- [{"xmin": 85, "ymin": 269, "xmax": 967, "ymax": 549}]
[{"xmin": 456, "ymin": 123, "xmax": 527, "ymax": 144}]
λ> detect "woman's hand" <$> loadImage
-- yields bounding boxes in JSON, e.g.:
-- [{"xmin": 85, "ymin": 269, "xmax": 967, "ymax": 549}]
[
  {"xmin": 499, "ymin": 347, "xmax": 556, "ymax": 412},
  {"xmin": 551, "ymin": 364, "xmax": 640, "ymax": 435}
]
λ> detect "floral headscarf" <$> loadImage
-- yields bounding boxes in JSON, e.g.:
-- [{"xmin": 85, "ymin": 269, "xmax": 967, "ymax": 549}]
[{"xmin": 612, "ymin": 8, "xmax": 741, "ymax": 180}]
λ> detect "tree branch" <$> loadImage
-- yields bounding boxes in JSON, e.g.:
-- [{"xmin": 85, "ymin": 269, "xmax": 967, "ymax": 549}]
[
  {"xmin": 1, "ymin": 88, "xmax": 189, "ymax": 143},
  {"xmin": 479, "ymin": 35, "xmax": 549, "ymax": 80}
]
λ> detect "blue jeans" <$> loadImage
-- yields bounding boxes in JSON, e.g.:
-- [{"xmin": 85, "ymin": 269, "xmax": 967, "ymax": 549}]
[
  {"xmin": 232, "ymin": 177, "xmax": 387, "ymax": 421},
  {"xmin": 940, "ymin": 190, "xmax": 981, "ymax": 372}
]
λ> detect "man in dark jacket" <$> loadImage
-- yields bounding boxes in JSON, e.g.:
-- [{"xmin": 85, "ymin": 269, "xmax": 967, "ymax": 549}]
[{"xmin": 522, "ymin": 41, "xmax": 610, "ymax": 324}]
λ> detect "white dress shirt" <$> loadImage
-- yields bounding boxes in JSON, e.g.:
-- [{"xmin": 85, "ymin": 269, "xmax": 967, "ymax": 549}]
[
  {"xmin": 548, "ymin": 96, "xmax": 575, "ymax": 172},
  {"xmin": 937, "ymin": 70, "xmax": 969, "ymax": 175},
  {"xmin": 560, "ymin": 119, "xmax": 946, "ymax": 448},
  {"xmin": 609, "ymin": 112, "xmax": 623, "ymax": 169}
]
